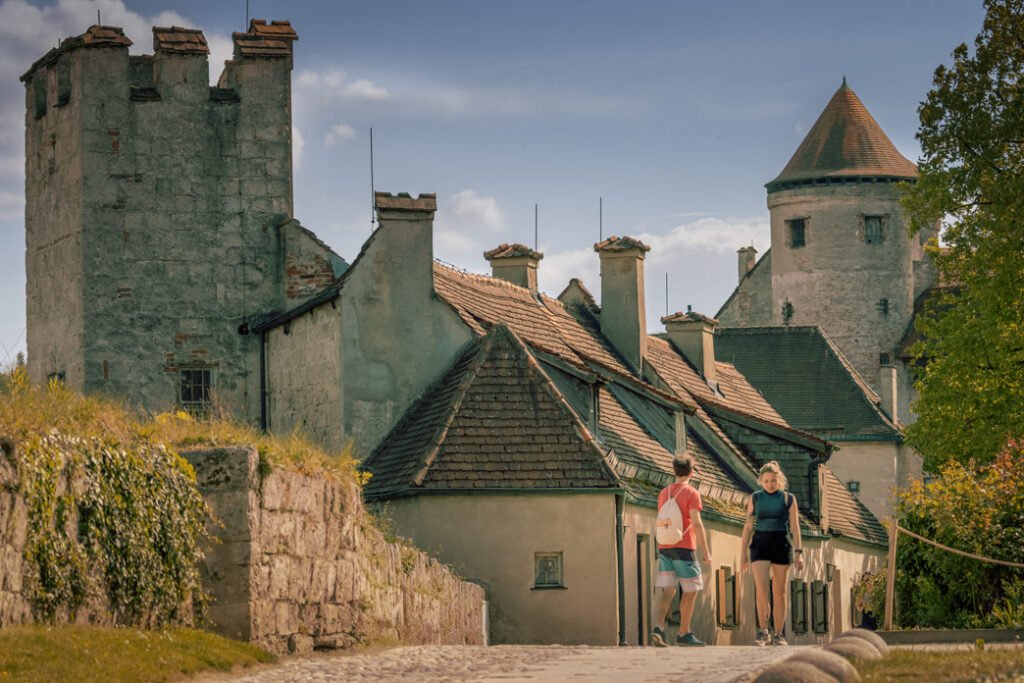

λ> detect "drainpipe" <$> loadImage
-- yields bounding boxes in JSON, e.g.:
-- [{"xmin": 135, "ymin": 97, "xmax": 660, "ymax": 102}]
[
  {"xmin": 259, "ymin": 330, "xmax": 268, "ymax": 431},
  {"xmin": 616, "ymin": 490, "xmax": 626, "ymax": 645}
]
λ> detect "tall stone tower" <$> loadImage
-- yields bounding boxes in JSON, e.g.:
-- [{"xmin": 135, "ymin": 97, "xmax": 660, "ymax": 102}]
[
  {"xmin": 718, "ymin": 81, "xmax": 939, "ymax": 423},
  {"xmin": 22, "ymin": 21, "xmax": 298, "ymax": 419}
]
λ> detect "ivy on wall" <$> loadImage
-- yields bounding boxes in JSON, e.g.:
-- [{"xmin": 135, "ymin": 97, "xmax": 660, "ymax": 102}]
[{"xmin": 19, "ymin": 431, "xmax": 209, "ymax": 626}]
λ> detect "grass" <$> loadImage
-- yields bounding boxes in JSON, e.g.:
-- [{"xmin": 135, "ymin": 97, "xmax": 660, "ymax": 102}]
[
  {"xmin": 0, "ymin": 625, "xmax": 274, "ymax": 683},
  {"xmin": 858, "ymin": 647, "xmax": 1024, "ymax": 682}
]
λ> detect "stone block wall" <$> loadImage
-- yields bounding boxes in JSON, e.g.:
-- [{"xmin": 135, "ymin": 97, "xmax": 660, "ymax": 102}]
[
  {"xmin": 186, "ymin": 446, "xmax": 486, "ymax": 654},
  {"xmin": 0, "ymin": 439, "xmax": 30, "ymax": 627}
]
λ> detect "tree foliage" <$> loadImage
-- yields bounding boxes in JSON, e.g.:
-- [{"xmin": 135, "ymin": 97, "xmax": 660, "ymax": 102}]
[
  {"xmin": 904, "ymin": 0, "xmax": 1024, "ymax": 469},
  {"xmin": 857, "ymin": 440, "xmax": 1024, "ymax": 628}
]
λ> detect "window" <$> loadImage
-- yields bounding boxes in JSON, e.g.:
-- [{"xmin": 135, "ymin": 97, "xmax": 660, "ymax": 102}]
[
  {"xmin": 716, "ymin": 567, "xmax": 738, "ymax": 628},
  {"xmin": 879, "ymin": 353, "xmax": 890, "ymax": 366},
  {"xmin": 56, "ymin": 59, "xmax": 71, "ymax": 106},
  {"xmin": 790, "ymin": 580, "xmax": 808, "ymax": 634},
  {"xmin": 847, "ymin": 481, "xmax": 861, "ymax": 495},
  {"xmin": 33, "ymin": 75, "xmax": 47, "ymax": 119},
  {"xmin": 180, "ymin": 368, "xmax": 213, "ymax": 417},
  {"xmin": 787, "ymin": 218, "xmax": 806, "ymax": 248},
  {"xmin": 811, "ymin": 579, "xmax": 830, "ymax": 633},
  {"xmin": 865, "ymin": 215, "xmax": 884, "ymax": 244},
  {"xmin": 877, "ymin": 298, "xmax": 889, "ymax": 318},
  {"xmin": 533, "ymin": 552, "xmax": 564, "ymax": 588},
  {"xmin": 781, "ymin": 300, "xmax": 795, "ymax": 325}
]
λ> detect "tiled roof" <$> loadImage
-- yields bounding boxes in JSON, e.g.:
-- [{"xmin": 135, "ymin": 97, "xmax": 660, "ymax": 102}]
[
  {"xmin": 21, "ymin": 25, "xmax": 132, "ymax": 82},
  {"xmin": 662, "ymin": 311, "xmax": 718, "ymax": 325},
  {"xmin": 594, "ymin": 236, "xmax": 650, "ymax": 253},
  {"xmin": 433, "ymin": 263, "xmax": 634, "ymax": 377},
  {"xmin": 153, "ymin": 26, "xmax": 209, "ymax": 54},
  {"xmin": 362, "ymin": 325, "xmax": 618, "ymax": 500},
  {"xmin": 233, "ymin": 19, "xmax": 298, "ymax": 58},
  {"xmin": 716, "ymin": 326, "xmax": 900, "ymax": 440},
  {"xmin": 823, "ymin": 467, "xmax": 888, "ymax": 547},
  {"xmin": 484, "ymin": 243, "xmax": 543, "ymax": 260},
  {"xmin": 767, "ymin": 81, "xmax": 918, "ymax": 191}
]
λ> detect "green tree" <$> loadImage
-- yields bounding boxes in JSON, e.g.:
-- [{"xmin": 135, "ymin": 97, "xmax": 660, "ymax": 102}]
[{"xmin": 904, "ymin": 0, "xmax": 1024, "ymax": 470}]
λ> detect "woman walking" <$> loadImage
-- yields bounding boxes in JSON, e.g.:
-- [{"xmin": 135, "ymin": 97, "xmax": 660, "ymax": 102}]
[{"xmin": 740, "ymin": 461, "xmax": 804, "ymax": 646}]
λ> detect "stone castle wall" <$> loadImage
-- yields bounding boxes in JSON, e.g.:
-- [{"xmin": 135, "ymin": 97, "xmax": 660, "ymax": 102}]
[
  {"xmin": 0, "ymin": 438, "xmax": 30, "ymax": 627},
  {"xmin": 185, "ymin": 447, "xmax": 486, "ymax": 654}
]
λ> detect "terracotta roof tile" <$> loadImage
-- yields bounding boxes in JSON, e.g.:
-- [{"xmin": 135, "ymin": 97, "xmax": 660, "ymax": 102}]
[
  {"xmin": 483, "ymin": 243, "xmax": 543, "ymax": 261},
  {"xmin": 232, "ymin": 19, "xmax": 297, "ymax": 58},
  {"xmin": 768, "ymin": 81, "xmax": 918, "ymax": 191},
  {"xmin": 594, "ymin": 235, "xmax": 650, "ymax": 253},
  {"xmin": 153, "ymin": 26, "xmax": 209, "ymax": 54},
  {"xmin": 823, "ymin": 467, "xmax": 888, "ymax": 546},
  {"xmin": 22, "ymin": 25, "xmax": 132, "ymax": 82}
]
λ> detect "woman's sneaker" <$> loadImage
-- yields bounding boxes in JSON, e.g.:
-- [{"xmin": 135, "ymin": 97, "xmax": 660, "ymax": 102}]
[
  {"xmin": 651, "ymin": 626, "xmax": 667, "ymax": 647},
  {"xmin": 755, "ymin": 629, "xmax": 771, "ymax": 646},
  {"xmin": 676, "ymin": 632, "xmax": 705, "ymax": 646},
  {"xmin": 772, "ymin": 632, "xmax": 788, "ymax": 646}
]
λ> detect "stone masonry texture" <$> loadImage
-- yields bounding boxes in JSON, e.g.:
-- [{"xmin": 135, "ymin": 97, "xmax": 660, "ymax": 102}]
[{"xmin": 185, "ymin": 447, "xmax": 486, "ymax": 655}]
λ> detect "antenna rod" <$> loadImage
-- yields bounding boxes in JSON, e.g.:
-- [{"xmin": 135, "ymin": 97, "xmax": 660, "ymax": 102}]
[
  {"xmin": 599, "ymin": 196, "xmax": 603, "ymax": 241},
  {"xmin": 97, "ymin": 9, "xmax": 101, "ymax": 24},
  {"xmin": 534, "ymin": 203, "xmax": 538, "ymax": 251},
  {"xmin": 246, "ymin": 0, "xmax": 250, "ymax": 28},
  {"xmin": 370, "ymin": 127, "xmax": 376, "ymax": 230},
  {"xmin": 665, "ymin": 273, "xmax": 669, "ymax": 317}
]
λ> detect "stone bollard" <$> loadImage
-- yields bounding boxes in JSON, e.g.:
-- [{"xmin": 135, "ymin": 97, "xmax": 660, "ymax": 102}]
[
  {"xmin": 786, "ymin": 649, "xmax": 862, "ymax": 683},
  {"xmin": 825, "ymin": 636, "xmax": 882, "ymax": 661},
  {"xmin": 834, "ymin": 628, "xmax": 889, "ymax": 656},
  {"xmin": 752, "ymin": 661, "xmax": 839, "ymax": 683}
]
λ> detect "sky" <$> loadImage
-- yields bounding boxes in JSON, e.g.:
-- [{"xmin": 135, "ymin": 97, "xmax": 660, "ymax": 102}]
[{"xmin": 0, "ymin": 0, "xmax": 986, "ymax": 369}]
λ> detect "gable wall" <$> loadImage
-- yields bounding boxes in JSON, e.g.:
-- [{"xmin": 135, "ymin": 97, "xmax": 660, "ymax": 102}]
[{"xmin": 716, "ymin": 251, "xmax": 773, "ymax": 326}]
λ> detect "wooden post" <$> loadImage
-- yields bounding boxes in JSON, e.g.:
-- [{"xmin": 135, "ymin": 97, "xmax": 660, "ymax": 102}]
[{"xmin": 884, "ymin": 516, "xmax": 898, "ymax": 630}]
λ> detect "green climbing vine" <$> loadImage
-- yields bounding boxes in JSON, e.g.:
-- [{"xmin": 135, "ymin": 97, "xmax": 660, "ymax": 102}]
[{"xmin": 20, "ymin": 431, "xmax": 209, "ymax": 626}]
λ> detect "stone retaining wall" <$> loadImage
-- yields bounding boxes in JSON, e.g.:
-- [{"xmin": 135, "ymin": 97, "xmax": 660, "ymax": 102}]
[
  {"xmin": 0, "ymin": 438, "xmax": 30, "ymax": 627},
  {"xmin": 185, "ymin": 446, "xmax": 486, "ymax": 654}
]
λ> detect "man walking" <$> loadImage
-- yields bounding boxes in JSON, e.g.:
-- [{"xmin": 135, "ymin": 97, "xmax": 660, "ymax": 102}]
[{"xmin": 652, "ymin": 454, "xmax": 711, "ymax": 647}]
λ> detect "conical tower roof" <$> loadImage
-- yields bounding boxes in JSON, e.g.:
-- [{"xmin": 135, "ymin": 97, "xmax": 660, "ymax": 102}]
[{"xmin": 767, "ymin": 80, "xmax": 917, "ymax": 192}]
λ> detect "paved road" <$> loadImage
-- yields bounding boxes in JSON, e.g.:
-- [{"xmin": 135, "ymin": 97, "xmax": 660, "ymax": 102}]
[{"xmin": 196, "ymin": 644, "xmax": 808, "ymax": 683}]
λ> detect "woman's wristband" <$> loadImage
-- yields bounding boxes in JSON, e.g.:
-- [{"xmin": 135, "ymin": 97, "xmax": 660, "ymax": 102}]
[{"xmin": 793, "ymin": 549, "xmax": 803, "ymax": 554}]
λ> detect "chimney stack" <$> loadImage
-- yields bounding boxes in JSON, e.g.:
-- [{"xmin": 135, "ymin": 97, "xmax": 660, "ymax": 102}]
[
  {"xmin": 374, "ymin": 191, "xmax": 437, "ymax": 304},
  {"xmin": 662, "ymin": 310, "xmax": 718, "ymax": 388},
  {"xmin": 483, "ymin": 243, "xmax": 543, "ymax": 293},
  {"xmin": 878, "ymin": 364, "xmax": 899, "ymax": 423},
  {"xmin": 737, "ymin": 246, "xmax": 757, "ymax": 282},
  {"xmin": 595, "ymin": 236, "xmax": 650, "ymax": 373}
]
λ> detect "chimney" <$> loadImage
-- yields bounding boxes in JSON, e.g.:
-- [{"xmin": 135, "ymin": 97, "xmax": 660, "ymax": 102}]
[
  {"xmin": 374, "ymin": 191, "xmax": 437, "ymax": 303},
  {"xmin": 595, "ymin": 236, "xmax": 650, "ymax": 372},
  {"xmin": 662, "ymin": 309, "xmax": 718, "ymax": 388},
  {"xmin": 737, "ymin": 246, "xmax": 757, "ymax": 282},
  {"xmin": 878, "ymin": 364, "xmax": 899, "ymax": 422},
  {"xmin": 483, "ymin": 243, "xmax": 543, "ymax": 293}
]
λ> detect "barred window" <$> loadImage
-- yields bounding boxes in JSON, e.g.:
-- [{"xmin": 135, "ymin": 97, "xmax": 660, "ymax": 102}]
[
  {"xmin": 787, "ymin": 218, "xmax": 807, "ymax": 248},
  {"xmin": 716, "ymin": 567, "xmax": 739, "ymax": 628},
  {"xmin": 791, "ymin": 580, "xmax": 808, "ymax": 634},
  {"xmin": 534, "ymin": 552, "xmax": 564, "ymax": 588},
  {"xmin": 180, "ymin": 368, "xmax": 213, "ymax": 417}
]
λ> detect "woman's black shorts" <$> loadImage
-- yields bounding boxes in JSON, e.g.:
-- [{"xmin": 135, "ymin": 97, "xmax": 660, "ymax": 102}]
[{"xmin": 749, "ymin": 530, "xmax": 792, "ymax": 565}]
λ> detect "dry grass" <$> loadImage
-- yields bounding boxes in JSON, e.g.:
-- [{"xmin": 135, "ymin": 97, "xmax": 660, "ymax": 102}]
[
  {"xmin": 0, "ymin": 368, "xmax": 366, "ymax": 484},
  {"xmin": 0, "ymin": 625, "xmax": 274, "ymax": 683},
  {"xmin": 858, "ymin": 646, "xmax": 1024, "ymax": 682}
]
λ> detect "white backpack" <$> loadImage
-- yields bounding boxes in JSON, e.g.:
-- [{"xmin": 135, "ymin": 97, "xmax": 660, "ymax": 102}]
[{"xmin": 656, "ymin": 483, "xmax": 691, "ymax": 546}]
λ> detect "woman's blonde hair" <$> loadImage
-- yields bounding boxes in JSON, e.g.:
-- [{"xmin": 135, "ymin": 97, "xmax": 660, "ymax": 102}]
[{"xmin": 758, "ymin": 461, "xmax": 788, "ymax": 490}]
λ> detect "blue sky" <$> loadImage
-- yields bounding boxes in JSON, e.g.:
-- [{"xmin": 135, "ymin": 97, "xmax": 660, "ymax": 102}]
[{"xmin": 0, "ymin": 0, "xmax": 985, "ymax": 368}]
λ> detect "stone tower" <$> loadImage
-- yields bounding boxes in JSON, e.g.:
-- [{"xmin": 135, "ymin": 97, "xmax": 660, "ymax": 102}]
[
  {"xmin": 718, "ymin": 81, "xmax": 939, "ymax": 423},
  {"xmin": 22, "ymin": 21, "xmax": 299, "ymax": 419}
]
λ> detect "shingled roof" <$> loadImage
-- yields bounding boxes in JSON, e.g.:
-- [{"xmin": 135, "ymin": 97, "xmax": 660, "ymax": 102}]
[
  {"xmin": 233, "ymin": 19, "xmax": 298, "ymax": 58},
  {"xmin": 767, "ymin": 80, "xmax": 918, "ymax": 192},
  {"xmin": 823, "ymin": 467, "xmax": 888, "ymax": 546},
  {"xmin": 21, "ymin": 25, "xmax": 132, "ymax": 81},
  {"xmin": 716, "ymin": 326, "xmax": 901, "ymax": 441},
  {"xmin": 362, "ymin": 325, "xmax": 619, "ymax": 500},
  {"xmin": 153, "ymin": 26, "xmax": 209, "ymax": 54}
]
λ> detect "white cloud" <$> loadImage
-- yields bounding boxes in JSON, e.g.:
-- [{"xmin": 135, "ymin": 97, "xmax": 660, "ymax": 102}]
[
  {"xmin": 345, "ymin": 79, "xmax": 388, "ymax": 100},
  {"xmin": 293, "ymin": 126, "xmax": 305, "ymax": 171},
  {"xmin": 295, "ymin": 68, "xmax": 390, "ymax": 102},
  {"xmin": 325, "ymin": 123, "xmax": 356, "ymax": 146},
  {"xmin": 449, "ymin": 190, "xmax": 504, "ymax": 233},
  {"xmin": 206, "ymin": 33, "xmax": 233, "ymax": 85},
  {"xmin": 638, "ymin": 216, "xmax": 769, "ymax": 267},
  {"xmin": 432, "ymin": 190, "xmax": 507, "ymax": 266}
]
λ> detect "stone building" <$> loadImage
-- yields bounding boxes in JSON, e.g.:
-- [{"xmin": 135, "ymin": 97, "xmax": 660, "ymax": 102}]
[
  {"xmin": 23, "ymin": 23, "xmax": 889, "ymax": 646},
  {"xmin": 717, "ymin": 80, "xmax": 940, "ymax": 426},
  {"xmin": 21, "ymin": 21, "xmax": 345, "ymax": 419}
]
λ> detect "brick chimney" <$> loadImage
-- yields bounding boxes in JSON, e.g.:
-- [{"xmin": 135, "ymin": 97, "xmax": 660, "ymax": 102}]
[
  {"xmin": 374, "ymin": 192, "xmax": 437, "ymax": 301},
  {"xmin": 738, "ymin": 246, "xmax": 757, "ymax": 282},
  {"xmin": 662, "ymin": 309, "xmax": 718, "ymax": 388},
  {"xmin": 595, "ymin": 236, "xmax": 650, "ymax": 372},
  {"xmin": 483, "ymin": 243, "xmax": 543, "ymax": 293},
  {"xmin": 878, "ymin": 364, "xmax": 899, "ymax": 422}
]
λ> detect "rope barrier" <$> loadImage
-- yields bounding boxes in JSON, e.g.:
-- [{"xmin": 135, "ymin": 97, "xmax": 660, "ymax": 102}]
[{"xmin": 897, "ymin": 525, "xmax": 1024, "ymax": 569}]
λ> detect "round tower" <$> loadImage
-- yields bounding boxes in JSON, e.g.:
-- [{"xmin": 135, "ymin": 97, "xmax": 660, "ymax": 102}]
[{"xmin": 765, "ymin": 80, "xmax": 937, "ymax": 406}]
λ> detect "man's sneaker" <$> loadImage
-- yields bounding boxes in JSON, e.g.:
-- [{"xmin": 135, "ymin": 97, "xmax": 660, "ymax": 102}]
[
  {"xmin": 772, "ymin": 632, "xmax": 788, "ymax": 646},
  {"xmin": 651, "ymin": 626, "xmax": 667, "ymax": 647},
  {"xmin": 755, "ymin": 629, "xmax": 771, "ymax": 646},
  {"xmin": 676, "ymin": 632, "xmax": 705, "ymax": 647}
]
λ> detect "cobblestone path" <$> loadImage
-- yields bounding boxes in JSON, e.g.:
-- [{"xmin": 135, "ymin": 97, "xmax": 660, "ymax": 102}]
[{"xmin": 197, "ymin": 644, "xmax": 807, "ymax": 683}]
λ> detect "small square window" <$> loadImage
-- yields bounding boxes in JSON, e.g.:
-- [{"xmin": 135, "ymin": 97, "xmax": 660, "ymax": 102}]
[
  {"xmin": 180, "ymin": 368, "xmax": 213, "ymax": 417},
  {"xmin": 787, "ymin": 218, "xmax": 806, "ymax": 248},
  {"xmin": 876, "ymin": 298, "xmax": 889, "ymax": 318},
  {"xmin": 534, "ymin": 552, "xmax": 564, "ymax": 588},
  {"xmin": 879, "ymin": 353, "xmax": 890, "ymax": 366},
  {"xmin": 865, "ymin": 216, "xmax": 884, "ymax": 244},
  {"xmin": 847, "ymin": 481, "xmax": 861, "ymax": 494}
]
